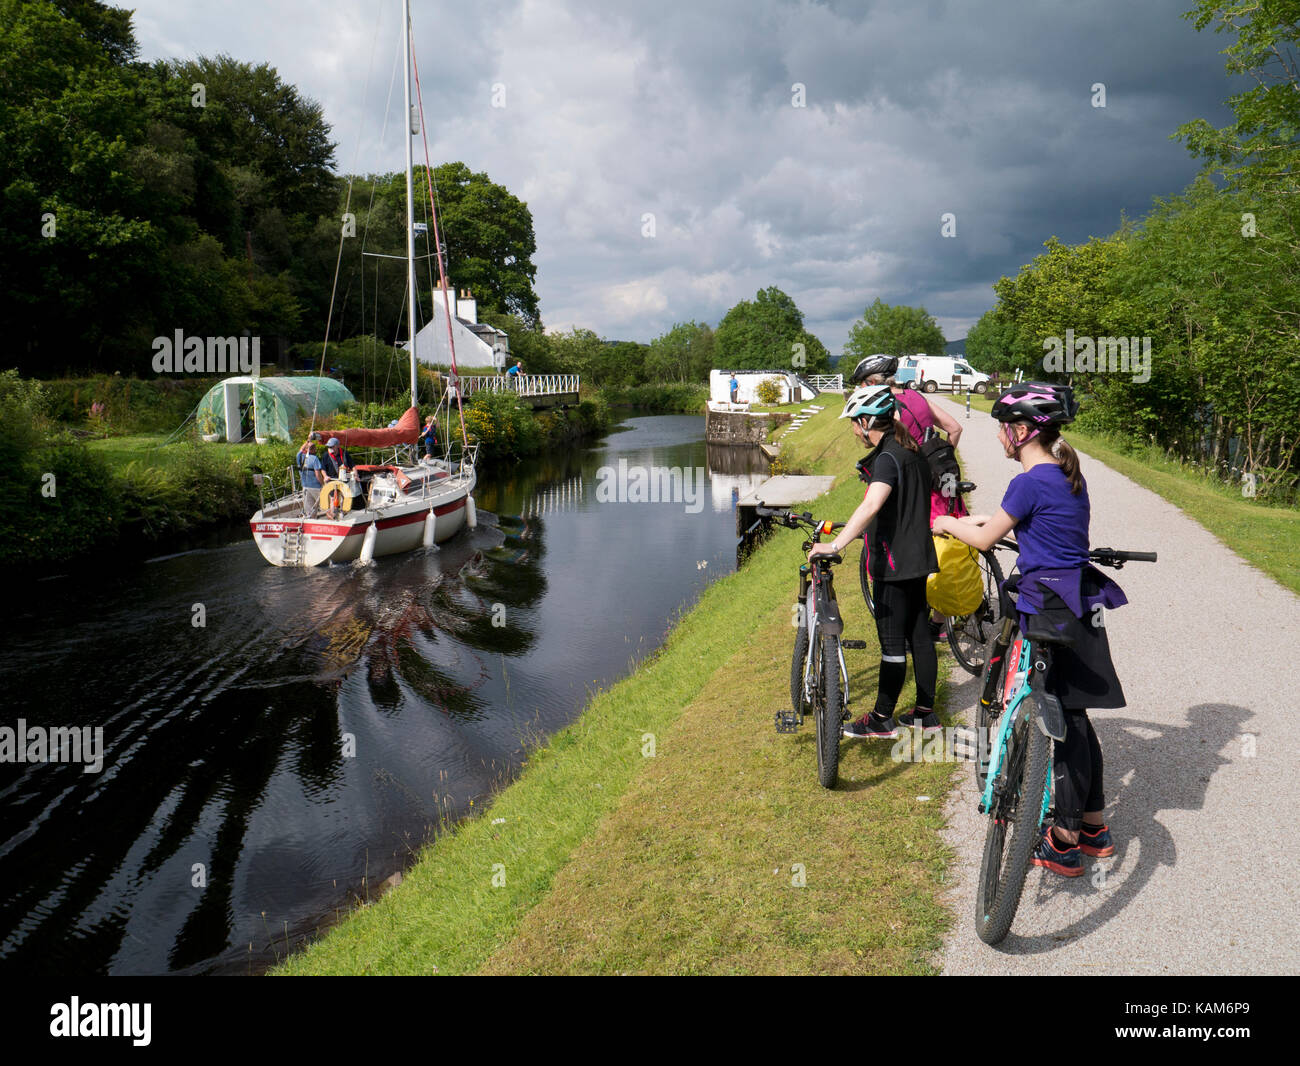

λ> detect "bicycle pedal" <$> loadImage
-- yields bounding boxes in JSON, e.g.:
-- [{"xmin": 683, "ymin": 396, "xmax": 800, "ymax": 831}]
[
  {"xmin": 841, "ymin": 639, "xmax": 867, "ymax": 649},
  {"xmin": 774, "ymin": 710, "xmax": 801, "ymax": 734}
]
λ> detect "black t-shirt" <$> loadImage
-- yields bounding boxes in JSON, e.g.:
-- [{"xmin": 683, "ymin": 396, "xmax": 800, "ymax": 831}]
[{"xmin": 863, "ymin": 437, "xmax": 938, "ymax": 583}]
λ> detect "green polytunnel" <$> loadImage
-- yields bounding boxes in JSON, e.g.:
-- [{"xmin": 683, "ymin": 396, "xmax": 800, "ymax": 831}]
[{"xmin": 193, "ymin": 376, "xmax": 356, "ymax": 443}]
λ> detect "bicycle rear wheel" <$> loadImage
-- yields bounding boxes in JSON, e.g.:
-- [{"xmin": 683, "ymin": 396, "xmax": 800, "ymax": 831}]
[
  {"xmin": 814, "ymin": 634, "xmax": 842, "ymax": 789},
  {"xmin": 947, "ymin": 549, "xmax": 1006, "ymax": 675},
  {"xmin": 975, "ymin": 695, "xmax": 1050, "ymax": 945}
]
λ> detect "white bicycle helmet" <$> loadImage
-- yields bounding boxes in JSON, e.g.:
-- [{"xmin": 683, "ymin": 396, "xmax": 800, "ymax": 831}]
[{"xmin": 839, "ymin": 383, "xmax": 895, "ymax": 423}]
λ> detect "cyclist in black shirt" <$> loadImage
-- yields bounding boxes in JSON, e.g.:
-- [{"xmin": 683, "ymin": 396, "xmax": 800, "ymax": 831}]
[{"xmin": 809, "ymin": 385, "xmax": 939, "ymax": 739}]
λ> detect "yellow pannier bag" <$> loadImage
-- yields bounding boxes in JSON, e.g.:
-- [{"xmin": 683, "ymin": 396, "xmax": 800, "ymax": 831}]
[{"xmin": 926, "ymin": 534, "xmax": 983, "ymax": 616}]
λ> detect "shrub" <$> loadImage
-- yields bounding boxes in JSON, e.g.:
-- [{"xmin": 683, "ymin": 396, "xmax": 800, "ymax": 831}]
[
  {"xmin": 754, "ymin": 377, "xmax": 783, "ymax": 405},
  {"xmin": 460, "ymin": 391, "xmax": 542, "ymax": 459}
]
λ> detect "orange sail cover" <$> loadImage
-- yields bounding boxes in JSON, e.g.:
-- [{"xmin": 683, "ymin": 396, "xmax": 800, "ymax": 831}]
[{"xmin": 322, "ymin": 406, "xmax": 421, "ymax": 448}]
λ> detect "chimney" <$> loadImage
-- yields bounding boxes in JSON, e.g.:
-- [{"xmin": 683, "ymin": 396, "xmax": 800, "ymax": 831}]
[
  {"xmin": 458, "ymin": 288, "xmax": 477, "ymax": 324},
  {"xmin": 434, "ymin": 281, "xmax": 456, "ymax": 319}
]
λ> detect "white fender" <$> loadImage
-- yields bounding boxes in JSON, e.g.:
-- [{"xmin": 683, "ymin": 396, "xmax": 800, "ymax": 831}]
[
  {"xmin": 423, "ymin": 508, "xmax": 437, "ymax": 548},
  {"xmin": 466, "ymin": 495, "xmax": 477, "ymax": 530},
  {"xmin": 359, "ymin": 522, "xmax": 378, "ymax": 564}
]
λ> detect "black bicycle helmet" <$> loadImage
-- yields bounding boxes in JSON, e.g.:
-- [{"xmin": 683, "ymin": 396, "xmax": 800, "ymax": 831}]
[
  {"xmin": 991, "ymin": 382, "xmax": 1078, "ymax": 426},
  {"xmin": 850, "ymin": 353, "xmax": 899, "ymax": 384}
]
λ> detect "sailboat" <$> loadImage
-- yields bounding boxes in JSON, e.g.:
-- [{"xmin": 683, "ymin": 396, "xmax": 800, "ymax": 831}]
[{"xmin": 249, "ymin": 0, "xmax": 478, "ymax": 567}]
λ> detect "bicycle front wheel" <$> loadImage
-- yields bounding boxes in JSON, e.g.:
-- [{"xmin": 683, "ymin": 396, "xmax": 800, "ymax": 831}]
[
  {"xmin": 858, "ymin": 548, "xmax": 875, "ymax": 618},
  {"xmin": 975, "ymin": 698, "xmax": 1051, "ymax": 945},
  {"xmin": 947, "ymin": 549, "xmax": 1006, "ymax": 675},
  {"xmin": 814, "ymin": 634, "xmax": 842, "ymax": 790},
  {"xmin": 790, "ymin": 622, "xmax": 809, "ymax": 715}
]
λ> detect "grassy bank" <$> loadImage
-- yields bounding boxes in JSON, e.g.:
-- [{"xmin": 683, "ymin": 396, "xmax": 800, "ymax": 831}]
[
  {"xmin": 960, "ymin": 392, "xmax": 1300, "ymax": 595},
  {"xmin": 275, "ymin": 405, "xmax": 961, "ymax": 975}
]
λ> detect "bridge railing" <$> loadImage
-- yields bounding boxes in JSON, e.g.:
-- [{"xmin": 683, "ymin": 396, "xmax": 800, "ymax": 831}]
[{"xmin": 456, "ymin": 374, "xmax": 580, "ymax": 398}]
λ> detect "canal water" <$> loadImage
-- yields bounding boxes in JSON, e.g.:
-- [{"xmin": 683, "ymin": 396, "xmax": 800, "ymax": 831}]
[{"xmin": 0, "ymin": 415, "xmax": 768, "ymax": 974}]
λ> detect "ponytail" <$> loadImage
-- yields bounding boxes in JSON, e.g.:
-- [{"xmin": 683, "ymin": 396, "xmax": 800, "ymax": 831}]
[
  {"xmin": 1042, "ymin": 429, "xmax": 1083, "ymax": 494},
  {"xmin": 891, "ymin": 418, "xmax": 918, "ymax": 452},
  {"xmin": 862, "ymin": 413, "xmax": 918, "ymax": 451}
]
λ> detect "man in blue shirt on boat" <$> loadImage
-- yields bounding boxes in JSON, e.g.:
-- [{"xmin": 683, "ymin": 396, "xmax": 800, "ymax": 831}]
[{"xmin": 297, "ymin": 432, "xmax": 325, "ymax": 514}]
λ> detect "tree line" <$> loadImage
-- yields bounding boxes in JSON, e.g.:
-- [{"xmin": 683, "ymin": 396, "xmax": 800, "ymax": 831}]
[
  {"xmin": 0, "ymin": 1, "xmax": 540, "ymax": 377},
  {"xmin": 962, "ymin": 0, "xmax": 1300, "ymax": 498}
]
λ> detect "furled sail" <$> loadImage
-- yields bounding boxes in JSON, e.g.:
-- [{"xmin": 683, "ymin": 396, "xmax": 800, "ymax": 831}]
[{"xmin": 322, "ymin": 405, "xmax": 421, "ymax": 448}]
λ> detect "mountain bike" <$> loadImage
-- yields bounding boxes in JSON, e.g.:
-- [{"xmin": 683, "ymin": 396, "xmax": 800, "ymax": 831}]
[
  {"xmin": 759, "ymin": 506, "xmax": 867, "ymax": 790},
  {"xmin": 973, "ymin": 543, "xmax": 1156, "ymax": 945}
]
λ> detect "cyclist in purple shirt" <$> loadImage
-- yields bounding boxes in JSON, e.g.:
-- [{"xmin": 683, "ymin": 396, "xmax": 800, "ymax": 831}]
[{"xmin": 933, "ymin": 382, "xmax": 1125, "ymax": 878}]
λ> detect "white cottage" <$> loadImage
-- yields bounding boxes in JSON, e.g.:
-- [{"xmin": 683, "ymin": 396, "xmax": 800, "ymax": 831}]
[
  {"xmin": 709, "ymin": 369, "xmax": 817, "ymax": 406},
  {"xmin": 402, "ymin": 285, "xmax": 510, "ymax": 369}
]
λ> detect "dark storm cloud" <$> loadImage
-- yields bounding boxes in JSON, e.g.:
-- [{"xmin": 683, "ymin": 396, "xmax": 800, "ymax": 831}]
[{"xmin": 130, "ymin": 0, "xmax": 1243, "ymax": 350}]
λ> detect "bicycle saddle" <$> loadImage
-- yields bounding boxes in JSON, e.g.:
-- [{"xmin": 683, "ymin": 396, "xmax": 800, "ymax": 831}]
[{"xmin": 1022, "ymin": 615, "xmax": 1077, "ymax": 649}]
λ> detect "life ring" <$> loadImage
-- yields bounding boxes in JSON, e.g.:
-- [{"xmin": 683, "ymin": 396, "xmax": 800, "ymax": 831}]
[{"xmin": 319, "ymin": 479, "xmax": 352, "ymax": 513}]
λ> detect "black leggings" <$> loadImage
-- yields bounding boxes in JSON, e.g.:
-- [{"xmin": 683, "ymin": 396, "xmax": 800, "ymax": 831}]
[
  {"xmin": 1054, "ymin": 709, "xmax": 1105, "ymax": 831},
  {"xmin": 872, "ymin": 576, "xmax": 936, "ymax": 717}
]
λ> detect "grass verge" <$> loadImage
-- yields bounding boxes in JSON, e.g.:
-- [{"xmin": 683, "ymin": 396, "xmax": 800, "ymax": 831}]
[{"xmin": 275, "ymin": 404, "xmax": 961, "ymax": 974}]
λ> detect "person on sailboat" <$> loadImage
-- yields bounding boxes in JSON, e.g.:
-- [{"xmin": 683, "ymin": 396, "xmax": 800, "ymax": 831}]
[
  {"xmin": 296, "ymin": 432, "xmax": 322, "ymax": 470},
  {"xmin": 297, "ymin": 432, "xmax": 325, "ymax": 515},
  {"xmin": 422, "ymin": 415, "xmax": 440, "ymax": 460},
  {"xmin": 322, "ymin": 437, "xmax": 355, "ymax": 481}
]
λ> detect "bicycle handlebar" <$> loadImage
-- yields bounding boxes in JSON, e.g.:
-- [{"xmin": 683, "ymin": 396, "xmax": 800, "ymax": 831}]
[
  {"xmin": 991, "ymin": 537, "xmax": 1156, "ymax": 568},
  {"xmin": 755, "ymin": 506, "xmax": 845, "ymax": 534},
  {"xmin": 1089, "ymin": 548, "xmax": 1158, "ymax": 567}
]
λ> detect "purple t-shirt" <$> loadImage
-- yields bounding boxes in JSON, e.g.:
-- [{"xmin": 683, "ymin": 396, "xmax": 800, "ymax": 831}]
[{"xmin": 1000, "ymin": 463, "xmax": 1090, "ymax": 573}]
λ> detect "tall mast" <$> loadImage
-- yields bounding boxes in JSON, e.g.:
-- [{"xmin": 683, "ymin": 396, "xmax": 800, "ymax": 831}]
[{"xmin": 403, "ymin": 0, "xmax": 418, "ymax": 407}]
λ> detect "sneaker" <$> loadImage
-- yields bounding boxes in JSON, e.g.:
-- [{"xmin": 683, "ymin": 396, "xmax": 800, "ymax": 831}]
[
  {"xmin": 1031, "ymin": 827, "xmax": 1084, "ymax": 877},
  {"xmin": 843, "ymin": 713, "xmax": 898, "ymax": 740},
  {"xmin": 1078, "ymin": 823, "xmax": 1115, "ymax": 858},
  {"xmin": 897, "ymin": 709, "xmax": 943, "ymax": 733}
]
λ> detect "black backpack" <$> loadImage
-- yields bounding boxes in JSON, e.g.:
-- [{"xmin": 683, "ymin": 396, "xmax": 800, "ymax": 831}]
[
  {"xmin": 920, "ymin": 432, "xmax": 961, "ymax": 499},
  {"xmin": 855, "ymin": 425, "xmax": 961, "ymax": 499}
]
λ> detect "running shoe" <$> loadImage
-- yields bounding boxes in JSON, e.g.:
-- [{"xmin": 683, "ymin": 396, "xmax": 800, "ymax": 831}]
[
  {"xmin": 1078, "ymin": 823, "xmax": 1115, "ymax": 857},
  {"xmin": 897, "ymin": 709, "xmax": 943, "ymax": 733},
  {"xmin": 843, "ymin": 713, "xmax": 898, "ymax": 740},
  {"xmin": 1031, "ymin": 827, "xmax": 1084, "ymax": 877}
]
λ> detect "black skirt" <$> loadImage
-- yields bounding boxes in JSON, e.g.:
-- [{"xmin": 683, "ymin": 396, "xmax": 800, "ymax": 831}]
[{"xmin": 1018, "ymin": 586, "xmax": 1127, "ymax": 710}]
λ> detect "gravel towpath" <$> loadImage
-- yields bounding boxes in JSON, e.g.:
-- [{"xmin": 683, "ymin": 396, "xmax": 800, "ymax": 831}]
[{"xmin": 930, "ymin": 395, "xmax": 1300, "ymax": 975}]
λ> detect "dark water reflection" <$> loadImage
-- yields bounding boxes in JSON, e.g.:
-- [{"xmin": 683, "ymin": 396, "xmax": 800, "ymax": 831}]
[{"xmin": 0, "ymin": 416, "xmax": 767, "ymax": 974}]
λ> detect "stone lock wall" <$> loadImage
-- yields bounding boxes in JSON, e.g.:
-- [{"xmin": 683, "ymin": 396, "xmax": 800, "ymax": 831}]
[{"xmin": 705, "ymin": 409, "xmax": 791, "ymax": 444}]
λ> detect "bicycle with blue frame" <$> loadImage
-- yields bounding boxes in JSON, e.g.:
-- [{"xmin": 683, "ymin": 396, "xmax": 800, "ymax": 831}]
[
  {"xmin": 759, "ymin": 506, "xmax": 868, "ymax": 790},
  {"xmin": 972, "ymin": 540, "xmax": 1156, "ymax": 945}
]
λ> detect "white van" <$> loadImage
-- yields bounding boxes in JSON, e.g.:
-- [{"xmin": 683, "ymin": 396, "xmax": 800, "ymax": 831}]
[{"xmin": 904, "ymin": 354, "xmax": 991, "ymax": 394}]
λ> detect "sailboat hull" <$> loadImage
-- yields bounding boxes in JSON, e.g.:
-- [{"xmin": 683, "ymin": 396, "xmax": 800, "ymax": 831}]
[{"xmin": 251, "ymin": 467, "xmax": 475, "ymax": 567}]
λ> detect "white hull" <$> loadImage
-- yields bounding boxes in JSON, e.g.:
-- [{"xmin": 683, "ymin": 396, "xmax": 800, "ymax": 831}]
[{"xmin": 251, "ymin": 461, "xmax": 475, "ymax": 567}]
